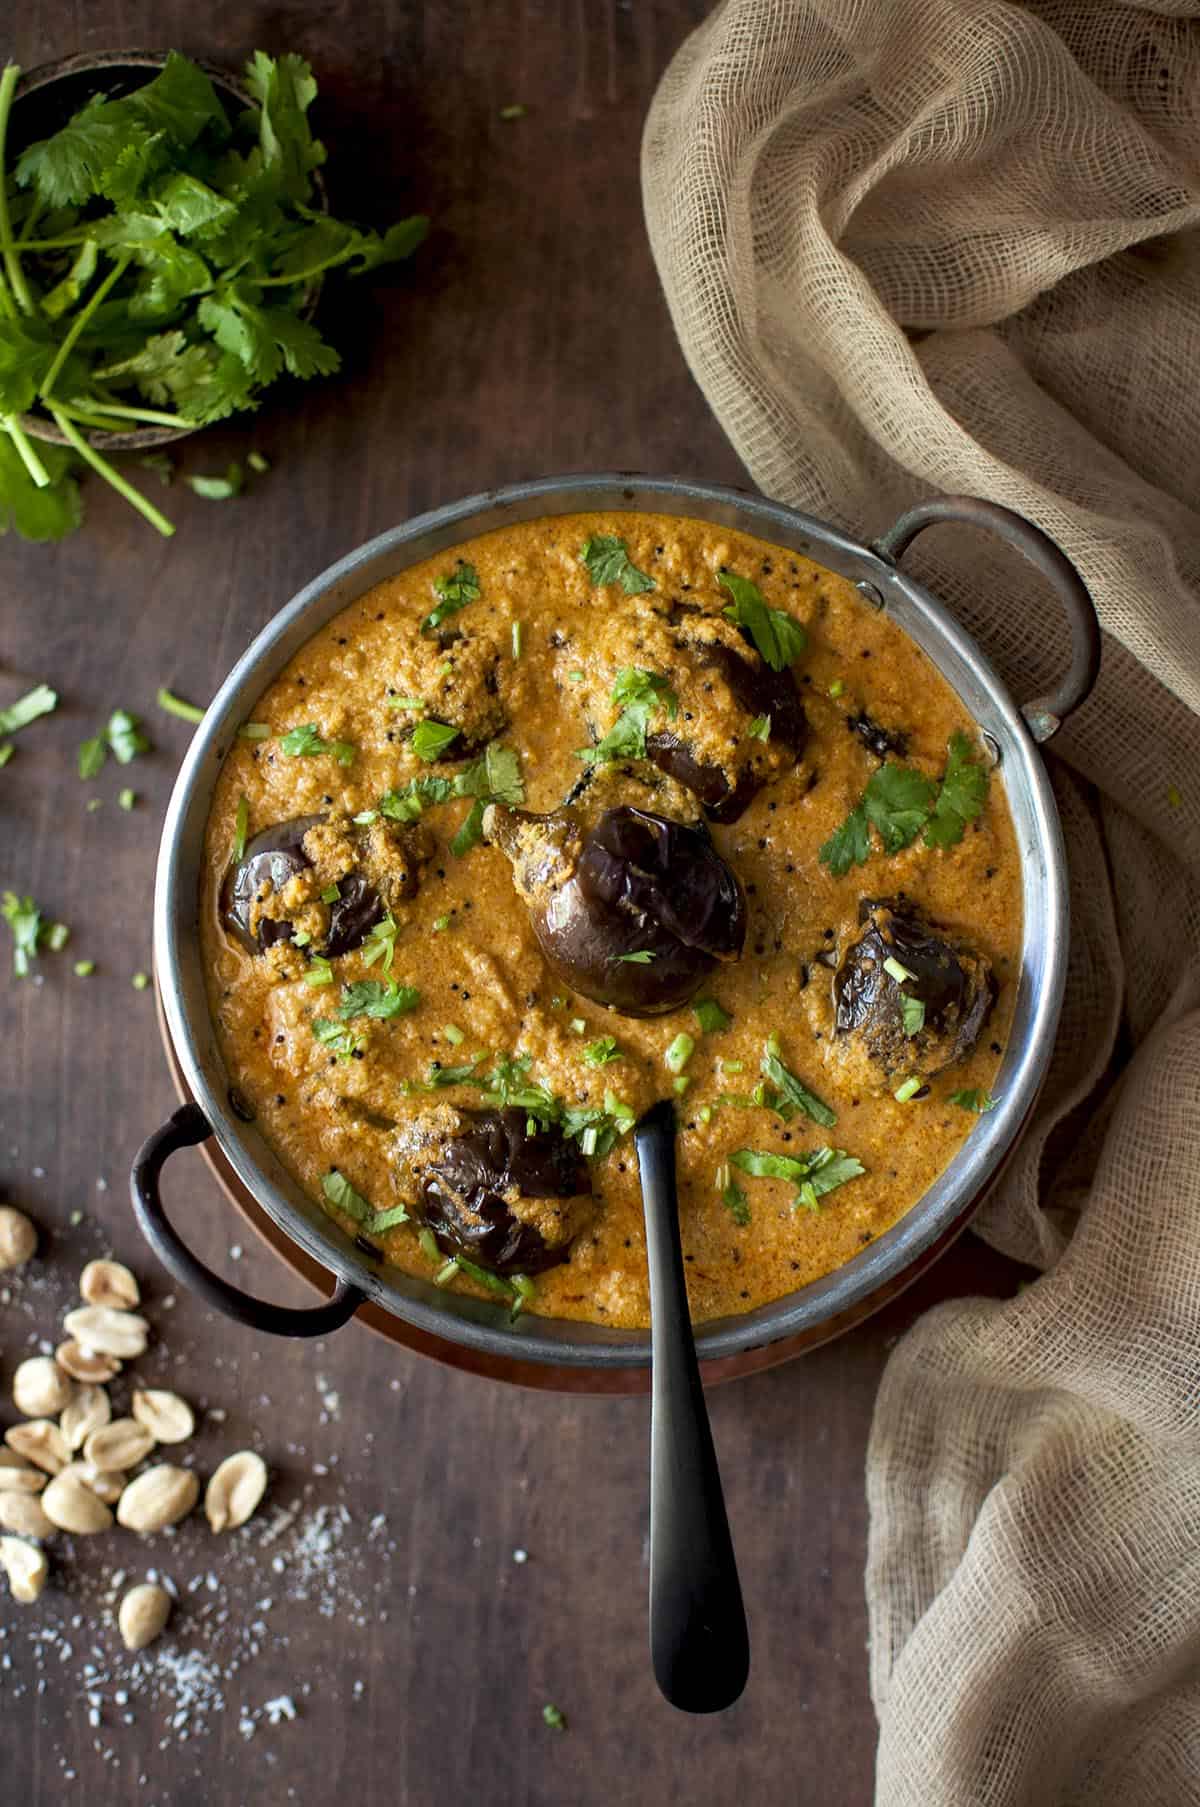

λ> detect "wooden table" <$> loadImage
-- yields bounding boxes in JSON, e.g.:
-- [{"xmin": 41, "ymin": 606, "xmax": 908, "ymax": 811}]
[{"xmin": 2, "ymin": 6, "xmax": 1026, "ymax": 1801}]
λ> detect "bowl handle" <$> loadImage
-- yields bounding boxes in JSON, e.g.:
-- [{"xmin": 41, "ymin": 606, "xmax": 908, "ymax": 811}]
[
  {"xmin": 130, "ymin": 1104, "xmax": 366, "ymax": 1337},
  {"xmin": 873, "ymin": 496, "xmax": 1101, "ymax": 742}
]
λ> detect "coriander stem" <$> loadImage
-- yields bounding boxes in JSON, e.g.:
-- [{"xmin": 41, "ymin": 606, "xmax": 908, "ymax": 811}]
[
  {"xmin": 59, "ymin": 397, "xmax": 199, "ymax": 429},
  {"xmin": 3, "ymin": 415, "xmax": 50, "ymax": 487},
  {"xmin": 255, "ymin": 246, "xmax": 355, "ymax": 288},
  {"xmin": 0, "ymin": 65, "xmax": 34, "ymax": 315},
  {"xmin": 39, "ymin": 253, "xmax": 131, "ymax": 403},
  {"xmin": 50, "ymin": 408, "xmax": 176, "ymax": 537}
]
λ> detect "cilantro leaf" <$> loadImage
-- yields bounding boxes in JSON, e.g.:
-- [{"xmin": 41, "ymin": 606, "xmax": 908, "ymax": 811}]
[
  {"xmin": 582, "ymin": 1036, "xmax": 622, "ymax": 1068},
  {"xmin": 863, "ymin": 763, "xmax": 938, "ymax": 853},
  {"xmin": 577, "ymin": 668, "xmax": 677, "ymax": 766},
  {"xmin": 949, "ymin": 1088, "xmax": 998, "ymax": 1113},
  {"xmin": 761, "ymin": 1050, "xmax": 837, "ymax": 1127},
  {"xmin": 411, "ymin": 720, "xmax": 460, "ymax": 762},
  {"xmin": 924, "ymin": 731, "xmax": 989, "ymax": 848},
  {"xmin": 452, "ymin": 741, "xmax": 525, "ymax": 806},
  {"xmin": 0, "ymin": 433, "xmax": 79, "ymax": 543},
  {"xmin": 2, "ymin": 891, "xmax": 42, "ymax": 976},
  {"xmin": 322, "ymin": 1168, "xmax": 370, "ymax": 1221},
  {"xmin": 16, "ymin": 104, "xmax": 145, "ymax": 208},
  {"xmin": 311, "ymin": 1017, "xmax": 364, "ymax": 1062},
  {"xmin": 423, "ymin": 561, "xmax": 480, "ymax": 633},
  {"xmin": 579, "ymin": 535, "xmax": 655, "ymax": 595},
  {"xmin": 721, "ymin": 1180, "xmax": 751, "ymax": 1226},
  {"xmin": 242, "ymin": 52, "xmax": 325, "ymax": 203},
  {"xmin": 718, "ymin": 570, "xmax": 806, "ymax": 670},
  {"xmin": 730, "ymin": 1145, "xmax": 865, "ymax": 1209},
  {"xmin": 0, "ymin": 684, "xmax": 57, "ymax": 736},
  {"xmin": 449, "ymin": 798, "xmax": 485, "ymax": 858},
  {"xmin": 378, "ymin": 776, "xmax": 454, "ymax": 821},
  {"xmin": 280, "ymin": 722, "xmax": 354, "ymax": 764},
  {"xmin": 818, "ymin": 800, "xmax": 871, "ymax": 877},
  {"xmin": 336, "ymin": 979, "xmax": 421, "ymax": 1020}
]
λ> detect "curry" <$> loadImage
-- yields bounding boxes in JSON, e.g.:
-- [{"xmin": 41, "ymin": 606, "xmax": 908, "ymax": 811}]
[{"xmin": 200, "ymin": 512, "xmax": 1021, "ymax": 1329}]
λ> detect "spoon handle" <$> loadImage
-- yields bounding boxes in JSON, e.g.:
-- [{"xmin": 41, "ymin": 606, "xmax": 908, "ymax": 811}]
[{"xmin": 635, "ymin": 1101, "xmax": 750, "ymax": 1714}]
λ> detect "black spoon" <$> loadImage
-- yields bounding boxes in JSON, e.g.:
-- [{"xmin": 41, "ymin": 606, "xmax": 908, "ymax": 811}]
[{"xmin": 634, "ymin": 1099, "xmax": 750, "ymax": 1713}]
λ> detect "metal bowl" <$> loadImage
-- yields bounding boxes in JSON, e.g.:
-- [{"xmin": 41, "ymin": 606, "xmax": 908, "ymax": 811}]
[{"xmin": 134, "ymin": 474, "xmax": 1099, "ymax": 1382}]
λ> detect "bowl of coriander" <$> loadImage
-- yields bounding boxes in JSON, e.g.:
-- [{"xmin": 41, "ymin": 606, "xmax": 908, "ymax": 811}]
[{"xmin": 0, "ymin": 50, "xmax": 428, "ymax": 536}]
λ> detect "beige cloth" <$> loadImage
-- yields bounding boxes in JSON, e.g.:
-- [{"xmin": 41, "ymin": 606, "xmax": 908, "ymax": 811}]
[{"xmin": 642, "ymin": 4, "xmax": 1200, "ymax": 1801}]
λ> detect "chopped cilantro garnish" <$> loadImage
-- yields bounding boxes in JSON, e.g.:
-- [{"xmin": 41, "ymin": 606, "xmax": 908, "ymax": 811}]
[
  {"xmin": 378, "ymin": 775, "xmax": 454, "ymax": 821},
  {"xmin": 336, "ymin": 979, "xmax": 420, "ymax": 1020},
  {"xmin": 693, "ymin": 997, "xmax": 731, "ymax": 1034},
  {"xmin": 449, "ymin": 798, "xmax": 486, "ymax": 857},
  {"xmin": 901, "ymin": 995, "xmax": 925, "ymax": 1036},
  {"xmin": 760, "ymin": 1049, "xmax": 836, "ymax": 1127},
  {"xmin": 156, "ymin": 687, "xmax": 206, "ymax": 723},
  {"xmin": 78, "ymin": 736, "xmax": 106, "ymax": 780},
  {"xmin": 923, "ymin": 731, "xmax": 990, "ymax": 848},
  {"xmin": 721, "ymin": 1179, "xmax": 751, "ymax": 1226},
  {"xmin": 617, "ymin": 949, "xmax": 655, "ymax": 964},
  {"xmin": 746, "ymin": 713, "xmax": 771, "ymax": 741},
  {"xmin": 424, "ymin": 561, "xmax": 481, "ymax": 633},
  {"xmin": 718, "ymin": 570, "xmax": 806, "ymax": 670},
  {"xmin": 424, "ymin": 1058, "xmax": 485, "ymax": 1088},
  {"xmin": 2, "ymin": 891, "xmax": 65, "ymax": 976},
  {"xmin": 106, "ymin": 708, "xmax": 151, "ymax": 766},
  {"xmin": 949, "ymin": 1088, "xmax": 999, "ymax": 1113},
  {"xmin": 312, "ymin": 1017, "xmax": 364, "ymax": 1062},
  {"xmin": 577, "ymin": 668, "xmax": 677, "ymax": 767},
  {"xmin": 820, "ymin": 733, "xmax": 989, "ymax": 874},
  {"xmin": 367, "ymin": 1204, "xmax": 410, "ymax": 1234},
  {"xmin": 0, "ymin": 684, "xmax": 56, "ymax": 736},
  {"xmin": 411, "ymin": 719, "xmax": 460, "ymax": 761},
  {"xmin": 280, "ymin": 722, "xmax": 355, "ymax": 765},
  {"xmin": 579, "ymin": 536, "xmax": 654, "ymax": 594},
  {"xmin": 730, "ymin": 1145, "xmax": 864, "ymax": 1210},
  {"xmin": 322, "ymin": 1168, "xmax": 370, "ymax": 1222},
  {"xmin": 448, "ymin": 741, "xmax": 525, "ymax": 856},
  {"xmin": 186, "ymin": 466, "xmax": 243, "ymax": 501},
  {"xmin": 361, "ymin": 915, "xmax": 399, "ymax": 972},
  {"xmin": 232, "ymin": 795, "xmax": 249, "ymax": 860},
  {"xmin": 582, "ymin": 1036, "xmax": 622, "ymax": 1068}
]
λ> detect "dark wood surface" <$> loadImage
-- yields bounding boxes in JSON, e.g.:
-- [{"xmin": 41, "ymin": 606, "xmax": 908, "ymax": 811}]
[{"xmin": 1, "ymin": 6, "xmax": 1027, "ymax": 1802}]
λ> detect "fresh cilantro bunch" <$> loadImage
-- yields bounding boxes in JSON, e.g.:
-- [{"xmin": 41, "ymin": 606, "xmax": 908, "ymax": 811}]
[{"xmin": 0, "ymin": 52, "xmax": 428, "ymax": 539}]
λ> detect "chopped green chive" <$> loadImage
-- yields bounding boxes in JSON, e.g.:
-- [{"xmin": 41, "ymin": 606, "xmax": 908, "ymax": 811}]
[
  {"xmin": 320, "ymin": 883, "xmax": 341, "ymax": 903},
  {"xmin": 247, "ymin": 450, "xmax": 271, "ymax": 475},
  {"xmin": 86, "ymin": 798, "xmax": 102, "ymax": 813},
  {"xmin": 693, "ymin": 997, "xmax": 731, "ymax": 1034},
  {"xmin": 893, "ymin": 1075, "xmax": 922, "ymax": 1102},
  {"xmin": 0, "ymin": 744, "xmax": 12, "ymax": 768},
  {"xmin": 617, "ymin": 949, "xmax": 655, "ymax": 964},
  {"xmin": 304, "ymin": 957, "xmax": 335, "ymax": 987},
  {"xmin": 443, "ymin": 1023, "xmax": 465, "ymax": 1046},
  {"xmin": 44, "ymin": 921, "xmax": 70, "ymax": 952},
  {"xmin": 131, "ymin": 971, "xmax": 150, "ymax": 991},
  {"xmin": 418, "ymin": 1227, "xmax": 441, "ymax": 1263},
  {"xmin": 883, "ymin": 956, "xmax": 916, "ymax": 984},
  {"xmin": 292, "ymin": 929, "xmax": 312, "ymax": 948},
  {"xmin": 672, "ymin": 1075, "xmax": 691, "ymax": 1095},
  {"xmin": 511, "ymin": 621, "xmax": 523, "ymax": 658},
  {"xmin": 157, "ymin": 687, "xmax": 206, "ymax": 723},
  {"xmin": 432, "ymin": 914, "xmax": 450, "ymax": 932},
  {"xmin": 698, "ymin": 1105, "xmax": 713, "ymax": 1125},
  {"xmin": 664, "ymin": 1032, "xmax": 695, "ymax": 1074},
  {"xmin": 828, "ymin": 678, "xmax": 845, "ymax": 699},
  {"xmin": 435, "ymin": 1258, "xmax": 461, "ymax": 1287},
  {"xmin": 118, "ymin": 787, "xmax": 136, "ymax": 811},
  {"xmin": 568, "ymin": 670, "xmax": 584, "ymax": 683},
  {"xmin": 499, "ymin": 103, "xmax": 528, "ymax": 120},
  {"xmin": 73, "ymin": 960, "xmax": 95, "ymax": 977},
  {"xmin": 387, "ymin": 695, "xmax": 427, "ymax": 712},
  {"xmin": 569, "ymin": 1018, "xmax": 586, "ymax": 1036},
  {"xmin": 746, "ymin": 713, "xmax": 771, "ymax": 742},
  {"xmin": 542, "ymin": 1704, "xmax": 567, "ymax": 1732},
  {"xmin": 721, "ymin": 1059, "xmax": 745, "ymax": 1074},
  {"xmin": 238, "ymin": 722, "xmax": 271, "ymax": 741}
]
